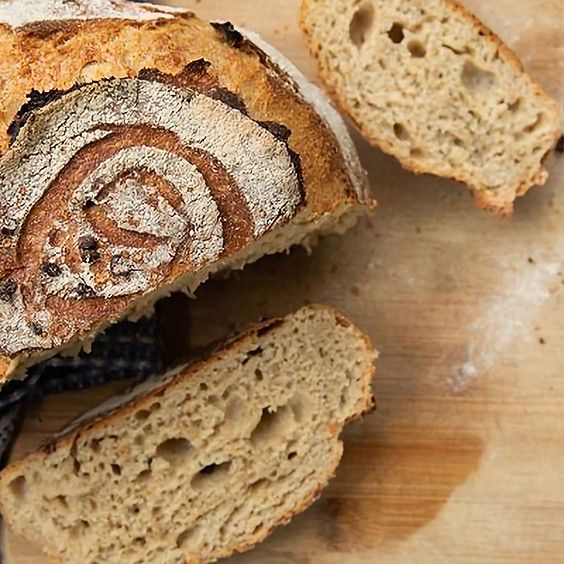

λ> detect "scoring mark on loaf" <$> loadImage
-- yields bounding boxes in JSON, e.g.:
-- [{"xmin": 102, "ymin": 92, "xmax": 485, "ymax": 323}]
[{"xmin": 0, "ymin": 62, "xmax": 303, "ymax": 357}]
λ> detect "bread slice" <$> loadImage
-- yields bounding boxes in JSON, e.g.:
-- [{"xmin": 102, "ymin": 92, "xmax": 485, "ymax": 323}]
[
  {"xmin": 0, "ymin": 305, "xmax": 376, "ymax": 563},
  {"xmin": 0, "ymin": 1, "xmax": 373, "ymax": 385},
  {"xmin": 301, "ymin": 0, "xmax": 561, "ymax": 214}
]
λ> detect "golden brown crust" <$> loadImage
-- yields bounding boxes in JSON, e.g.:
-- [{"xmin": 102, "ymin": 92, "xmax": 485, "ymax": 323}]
[
  {"xmin": 1, "ymin": 13, "xmax": 365, "ymax": 211},
  {"xmin": 0, "ymin": 11, "xmax": 372, "ymax": 382},
  {"xmin": 300, "ymin": 0, "xmax": 561, "ymax": 216},
  {"xmin": 0, "ymin": 64, "xmax": 304, "ymax": 372}
]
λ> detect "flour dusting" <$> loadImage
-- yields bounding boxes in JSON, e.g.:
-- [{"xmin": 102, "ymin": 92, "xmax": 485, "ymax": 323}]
[
  {"xmin": 450, "ymin": 260, "xmax": 561, "ymax": 392},
  {"xmin": 450, "ymin": 362, "xmax": 478, "ymax": 393}
]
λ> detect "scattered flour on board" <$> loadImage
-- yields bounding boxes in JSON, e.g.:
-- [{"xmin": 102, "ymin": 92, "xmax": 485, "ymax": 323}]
[{"xmin": 449, "ymin": 260, "xmax": 562, "ymax": 392}]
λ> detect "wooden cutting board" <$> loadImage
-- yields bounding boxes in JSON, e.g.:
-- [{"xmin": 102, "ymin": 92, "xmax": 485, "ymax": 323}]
[{"xmin": 4, "ymin": 1, "xmax": 564, "ymax": 562}]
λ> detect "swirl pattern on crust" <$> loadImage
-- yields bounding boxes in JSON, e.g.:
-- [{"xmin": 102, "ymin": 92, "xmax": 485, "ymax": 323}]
[{"xmin": 0, "ymin": 60, "xmax": 303, "ymax": 358}]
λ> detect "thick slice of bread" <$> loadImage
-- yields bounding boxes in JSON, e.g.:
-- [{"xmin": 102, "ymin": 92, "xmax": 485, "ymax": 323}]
[
  {"xmin": 0, "ymin": 0, "xmax": 372, "ymax": 385},
  {"xmin": 301, "ymin": 0, "xmax": 561, "ymax": 214},
  {"xmin": 0, "ymin": 305, "xmax": 376, "ymax": 564}
]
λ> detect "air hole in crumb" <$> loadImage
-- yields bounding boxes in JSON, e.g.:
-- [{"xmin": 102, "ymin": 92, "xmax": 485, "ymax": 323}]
[
  {"xmin": 191, "ymin": 461, "xmax": 232, "ymax": 490},
  {"xmin": 252, "ymin": 523, "xmax": 264, "ymax": 535},
  {"xmin": 288, "ymin": 451, "xmax": 298, "ymax": 460},
  {"xmin": 242, "ymin": 346, "xmax": 263, "ymax": 365},
  {"xmin": 135, "ymin": 402, "xmax": 160, "ymax": 421},
  {"xmin": 524, "ymin": 113, "xmax": 546, "ymax": 133},
  {"xmin": 461, "ymin": 60, "xmax": 497, "ymax": 93},
  {"xmin": 156, "ymin": 438, "xmax": 192, "ymax": 466},
  {"xmin": 111, "ymin": 464, "xmax": 122, "ymax": 476},
  {"xmin": 55, "ymin": 495, "xmax": 68, "ymax": 509},
  {"xmin": 387, "ymin": 22, "xmax": 405, "ymax": 44},
  {"xmin": 251, "ymin": 406, "xmax": 294, "ymax": 445},
  {"xmin": 508, "ymin": 98, "xmax": 522, "ymax": 112},
  {"xmin": 250, "ymin": 478, "xmax": 268, "ymax": 490},
  {"xmin": 442, "ymin": 43, "xmax": 472, "ymax": 56},
  {"xmin": 70, "ymin": 441, "xmax": 81, "ymax": 475},
  {"xmin": 199, "ymin": 382, "xmax": 208, "ymax": 391},
  {"xmin": 135, "ymin": 468, "xmax": 151, "ymax": 483},
  {"xmin": 410, "ymin": 148, "xmax": 424, "ymax": 158},
  {"xmin": 349, "ymin": 1, "xmax": 375, "ymax": 47},
  {"xmin": 8, "ymin": 475, "xmax": 26, "ymax": 500},
  {"xmin": 393, "ymin": 123, "xmax": 410, "ymax": 141},
  {"xmin": 69, "ymin": 519, "xmax": 90, "ymax": 538},
  {"xmin": 133, "ymin": 537, "xmax": 146, "ymax": 546},
  {"xmin": 200, "ymin": 463, "xmax": 220, "ymax": 475},
  {"xmin": 378, "ymin": 59, "xmax": 387, "ymax": 70},
  {"xmin": 225, "ymin": 396, "xmax": 246, "ymax": 423},
  {"xmin": 176, "ymin": 528, "xmax": 195, "ymax": 548},
  {"xmin": 289, "ymin": 393, "xmax": 310, "ymax": 423},
  {"xmin": 407, "ymin": 39, "xmax": 426, "ymax": 57},
  {"xmin": 255, "ymin": 368, "xmax": 264, "ymax": 382},
  {"xmin": 90, "ymin": 439, "xmax": 102, "ymax": 452}
]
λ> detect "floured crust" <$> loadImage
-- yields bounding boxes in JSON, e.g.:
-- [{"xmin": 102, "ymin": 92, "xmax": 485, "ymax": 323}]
[
  {"xmin": 0, "ymin": 304, "xmax": 377, "ymax": 563},
  {"xmin": 0, "ymin": 0, "xmax": 184, "ymax": 29},
  {"xmin": 0, "ymin": 6, "xmax": 373, "ymax": 383},
  {"xmin": 0, "ymin": 63, "xmax": 303, "ymax": 360},
  {"xmin": 301, "ymin": 0, "xmax": 561, "ymax": 215}
]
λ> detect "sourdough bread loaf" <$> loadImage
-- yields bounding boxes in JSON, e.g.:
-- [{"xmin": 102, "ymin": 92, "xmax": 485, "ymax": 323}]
[
  {"xmin": 0, "ymin": 0, "xmax": 372, "ymax": 384},
  {"xmin": 0, "ymin": 305, "xmax": 376, "ymax": 564},
  {"xmin": 301, "ymin": 0, "xmax": 561, "ymax": 214}
]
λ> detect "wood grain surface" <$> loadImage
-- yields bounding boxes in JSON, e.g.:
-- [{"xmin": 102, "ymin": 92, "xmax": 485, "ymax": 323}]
[{"xmin": 4, "ymin": 1, "xmax": 564, "ymax": 562}]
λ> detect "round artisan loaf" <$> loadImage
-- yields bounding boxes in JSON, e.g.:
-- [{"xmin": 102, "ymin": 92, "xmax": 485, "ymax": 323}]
[{"xmin": 0, "ymin": 0, "xmax": 372, "ymax": 385}]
